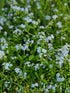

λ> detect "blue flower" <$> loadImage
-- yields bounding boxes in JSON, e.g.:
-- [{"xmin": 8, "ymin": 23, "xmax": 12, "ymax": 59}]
[
  {"xmin": 1, "ymin": 45, "xmax": 5, "ymax": 50},
  {"xmin": 37, "ymin": 47, "xmax": 41, "ymax": 53},
  {"xmin": 42, "ymin": 48, "xmax": 47, "ymax": 53},
  {"xmin": 51, "ymin": 4, "xmax": 55, "ymax": 7},
  {"xmin": 19, "ymin": 24, "xmax": 25, "ymax": 28},
  {"xmin": 49, "ymin": 64, "xmax": 53, "ymax": 68},
  {"xmin": 2, "ymin": 63, "xmax": 13, "ymax": 70},
  {"xmin": 45, "ymin": 88, "xmax": 48, "ymax": 93},
  {"xmin": 57, "ymin": 78, "xmax": 61, "ymax": 82},
  {"xmin": 64, "ymin": 3, "xmax": 67, "ymax": 6},
  {"xmin": 59, "ymin": 62, "xmax": 62, "ymax": 68},
  {"xmin": 56, "ymin": 73, "xmax": 60, "ymax": 78},
  {"xmin": 60, "ymin": 86, "xmax": 62, "ymax": 90},
  {"xmin": 48, "ymin": 85, "xmax": 52, "ymax": 89},
  {"xmin": 61, "ymin": 77, "xmax": 65, "ymax": 81},
  {"xmin": 66, "ymin": 87, "xmax": 70, "ymax": 92},
  {"xmin": 45, "ymin": 15, "xmax": 51, "ymax": 20},
  {"xmin": 68, "ymin": 58, "xmax": 70, "ymax": 62},
  {"xmin": 35, "ymin": 83, "xmax": 39, "ymax": 87},
  {"xmin": 0, "ymin": 26, "xmax": 3, "ymax": 30},
  {"xmin": 21, "ymin": 45, "xmax": 28, "ymax": 50},
  {"xmin": 56, "ymin": 30, "xmax": 60, "ymax": 34},
  {"xmin": 52, "ymin": 86, "xmax": 55, "ymax": 91},
  {"xmin": 48, "ymin": 36, "xmax": 52, "ymax": 40},
  {"xmin": 56, "ymin": 22, "xmax": 62, "ymax": 28},
  {"xmin": 31, "ymin": 84, "xmax": 35, "ymax": 88},
  {"xmin": 55, "ymin": 84, "xmax": 57, "ymax": 87},
  {"xmin": 52, "ymin": 15, "xmax": 58, "ymax": 19},
  {"xmin": 15, "ymin": 68, "xmax": 20, "ymax": 73},
  {"xmin": 39, "ymin": 53, "xmax": 43, "ymax": 58},
  {"xmin": 0, "ymin": 50, "xmax": 5, "ymax": 58},
  {"xmin": 24, "ymin": 72, "xmax": 27, "ymax": 78}
]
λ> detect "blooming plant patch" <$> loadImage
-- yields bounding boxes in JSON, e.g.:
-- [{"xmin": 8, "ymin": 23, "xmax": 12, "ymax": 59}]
[{"xmin": 0, "ymin": 0, "xmax": 70, "ymax": 93}]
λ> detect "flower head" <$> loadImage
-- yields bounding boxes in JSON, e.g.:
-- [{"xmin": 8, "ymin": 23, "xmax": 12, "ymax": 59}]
[
  {"xmin": 52, "ymin": 15, "xmax": 58, "ymax": 19},
  {"xmin": 56, "ymin": 73, "xmax": 60, "ymax": 77}
]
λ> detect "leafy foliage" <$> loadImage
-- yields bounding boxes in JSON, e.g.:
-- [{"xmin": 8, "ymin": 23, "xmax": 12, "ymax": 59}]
[
  {"xmin": 0, "ymin": 0, "xmax": 5, "ymax": 14},
  {"xmin": 0, "ymin": 0, "xmax": 70, "ymax": 93}
]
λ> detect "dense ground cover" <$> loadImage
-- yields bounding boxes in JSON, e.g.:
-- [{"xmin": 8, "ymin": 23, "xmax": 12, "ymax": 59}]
[{"xmin": 0, "ymin": 0, "xmax": 70, "ymax": 93}]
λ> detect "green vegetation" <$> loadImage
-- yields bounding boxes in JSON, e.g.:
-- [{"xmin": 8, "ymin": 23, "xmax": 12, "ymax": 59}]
[{"xmin": 0, "ymin": 0, "xmax": 70, "ymax": 93}]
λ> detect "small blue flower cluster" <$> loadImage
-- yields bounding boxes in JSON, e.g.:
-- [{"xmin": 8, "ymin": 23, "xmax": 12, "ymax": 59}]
[{"xmin": 56, "ymin": 73, "xmax": 65, "ymax": 82}]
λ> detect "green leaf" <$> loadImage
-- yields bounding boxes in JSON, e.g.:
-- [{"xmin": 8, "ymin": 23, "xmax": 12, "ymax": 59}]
[
  {"xmin": 0, "ymin": 0, "xmax": 5, "ymax": 14},
  {"xmin": 35, "ymin": 72, "xmax": 40, "ymax": 79},
  {"xmin": 18, "ymin": 55, "xmax": 23, "ymax": 61},
  {"xmin": 29, "ymin": 55, "xmax": 34, "ymax": 61},
  {"xmin": 65, "ymin": 90, "xmax": 67, "ymax": 93},
  {"xmin": 41, "ymin": 79, "xmax": 47, "ymax": 84}
]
